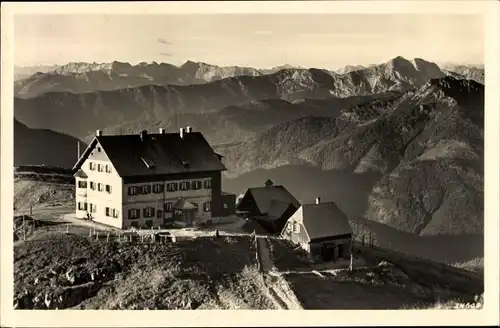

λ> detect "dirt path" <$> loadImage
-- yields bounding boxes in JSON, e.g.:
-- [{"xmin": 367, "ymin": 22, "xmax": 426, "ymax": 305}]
[
  {"xmin": 59, "ymin": 213, "xmax": 117, "ymax": 231},
  {"xmin": 256, "ymin": 237, "xmax": 303, "ymax": 310},
  {"xmin": 257, "ymin": 237, "xmax": 275, "ymax": 273}
]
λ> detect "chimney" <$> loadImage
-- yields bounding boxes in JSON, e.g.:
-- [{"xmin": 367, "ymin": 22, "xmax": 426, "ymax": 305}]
[
  {"xmin": 77, "ymin": 141, "xmax": 81, "ymax": 160},
  {"xmin": 315, "ymin": 197, "xmax": 321, "ymax": 204},
  {"xmin": 96, "ymin": 130, "xmax": 102, "ymax": 137},
  {"xmin": 180, "ymin": 127, "xmax": 185, "ymax": 139},
  {"xmin": 140, "ymin": 130, "xmax": 147, "ymax": 141},
  {"xmin": 158, "ymin": 128, "xmax": 165, "ymax": 134},
  {"xmin": 186, "ymin": 126, "xmax": 192, "ymax": 133}
]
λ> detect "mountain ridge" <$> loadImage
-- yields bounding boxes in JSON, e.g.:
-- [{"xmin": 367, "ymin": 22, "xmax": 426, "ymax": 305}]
[
  {"xmin": 15, "ymin": 56, "xmax": 449, "ymax": 139},
  {"xmin": 218, "ymin": 76, "xmax": 484, "ymax": 237}
]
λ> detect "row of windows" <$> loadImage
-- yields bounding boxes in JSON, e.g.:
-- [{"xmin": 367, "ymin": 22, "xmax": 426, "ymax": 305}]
[
  {"xmin": 128, "ymin": 202, "xmax": 211, "ymax": 219},
  {"xmin": 77, "ymin": 202, "xmax": 97, "ymax": 213},
  {"xmin": 128, "ymin": 179, "xmax": 211, "ymax": 196},
  {"xmin": 89, "ymin": 161, "xmax": 112, "ymax": 173},
  {"xmin": 77, "ymin": 180, "xmax": 112, "ymax": 194},
  {"xmin": 77, "ymin": 202, "xmax": 119, "ymax": 218}
]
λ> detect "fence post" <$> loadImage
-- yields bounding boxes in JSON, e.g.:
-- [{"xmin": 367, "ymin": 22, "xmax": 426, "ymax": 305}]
[
  {"xmin": 22, "ymin": 215, "xmax": 26, "ymax": 241},
  {"xmin": 95, "ymin": 231, "xmax": 99, "ymax": 241},
  {"xmin": 361, "ymin": 234, "xmax": 365, "ymax": 247},
  {"xmin": 66, "ymin": 224, "xmax": 69, "ymax": 234}
]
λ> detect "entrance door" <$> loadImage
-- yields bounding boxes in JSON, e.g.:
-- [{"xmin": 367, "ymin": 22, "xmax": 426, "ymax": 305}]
[
  {"xmin": 321, "ymin": 246, "xmax": 334, "ymax": 261},
  {"xmin": 184, "ymin": 211, "xmax": 194, "ymax": 227}
]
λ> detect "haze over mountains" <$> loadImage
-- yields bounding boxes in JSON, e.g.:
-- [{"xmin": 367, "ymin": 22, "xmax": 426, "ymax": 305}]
[
  {"xmin": 16, "ymin": 56, "xmax": 452, "ymax": 138},
  {"xmin": 13, "ymin": 55, "xmax": 484, "ymax": 261}
]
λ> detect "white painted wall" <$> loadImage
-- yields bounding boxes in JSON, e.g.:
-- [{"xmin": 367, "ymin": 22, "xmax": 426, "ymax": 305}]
[{"xmin": 75, "ymin": 146, "xmax": 123, "ymax": 229}]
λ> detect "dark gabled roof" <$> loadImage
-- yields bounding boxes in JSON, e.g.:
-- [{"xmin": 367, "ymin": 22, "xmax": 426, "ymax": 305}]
[
  {"xmin": 72, "ymin": 132, "xmax": 226, "ymax": 177},
  {"xmin": 247, "ymin": 185, "xmax": 300, "ymax": 214},
  {"xmin": 300, "ymin": 202, "xmax": 352, "ymax": 240},
  {"xmin": 267, "ymin": 199, "xmax": 296, "ymax": 221}
]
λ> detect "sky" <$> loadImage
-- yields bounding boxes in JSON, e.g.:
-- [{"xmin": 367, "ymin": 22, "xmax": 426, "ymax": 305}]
[{"xmin": 14, "ymin": 14, "xmax": 484, "ymax": 69}]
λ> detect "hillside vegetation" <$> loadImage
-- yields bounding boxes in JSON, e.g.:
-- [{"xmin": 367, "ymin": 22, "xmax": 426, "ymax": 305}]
[{"xmin": 221, "ymin": 77, "xmax": 484, "ymax": 237}]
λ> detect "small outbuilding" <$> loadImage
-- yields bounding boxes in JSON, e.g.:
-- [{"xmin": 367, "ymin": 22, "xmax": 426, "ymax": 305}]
[
  {"xmin": 236, "ymin": 179, "xmax": 300, "ymax": 234},
  {"xmin": 280, "ymin": 197, "xmax": 353, "ymax": 262}
]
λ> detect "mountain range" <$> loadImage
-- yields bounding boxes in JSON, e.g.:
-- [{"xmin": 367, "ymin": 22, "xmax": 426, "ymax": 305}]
[
  {"xmin": 16, "ymin": 56, "xmax": 484, "ymax": 100},
  {"xmin": 13, "ymin": 56, "xmax": 484, "ymax": 260},
  {"xmin": 14, "ymin": 60, "xmax": 264, "ymax": 98},
  {"xmin": 16, "ymin": 56, "xmax": 450, "ymax": 139}
]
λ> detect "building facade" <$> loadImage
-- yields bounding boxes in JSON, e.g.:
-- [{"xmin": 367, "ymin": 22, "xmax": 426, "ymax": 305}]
[
  {"xmin": 73, "ymin": 127, "xmax": 235, "ymax": 229},
  {"xmin": 281, "ymin": 198, "xmax": 353, "ymax": 262}
]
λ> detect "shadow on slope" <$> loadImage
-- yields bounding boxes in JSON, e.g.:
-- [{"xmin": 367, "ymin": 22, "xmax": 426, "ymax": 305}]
[
  {"xmin": 14, "ymin": 119, "xmax": 85, "ymax": 169},
  {"xmin": 223, "ymin": 164, "xmax": 382, "ymax": 218},
  {"xmin": 351, "ymin": 217, "xmax": 483, "ymax": 264}
]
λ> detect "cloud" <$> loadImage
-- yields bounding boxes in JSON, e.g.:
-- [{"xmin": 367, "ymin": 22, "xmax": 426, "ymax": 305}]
[
  {"xmin": 254, "ymin": 30, "xmax": 273, "ymax": 35},
  {"xmin": 157, "ymin": 38, "xmax": 172, "ymax": 44},
  {"xmin": 160, "ymin": 52, "xmax": 172, "ymax": 57}
]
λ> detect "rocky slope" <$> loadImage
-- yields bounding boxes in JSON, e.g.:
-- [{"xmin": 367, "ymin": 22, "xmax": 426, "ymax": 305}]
[
  {"xmin": 220, "ymin": 76, "xmax": 484, "ymax": 237},
  {"xmin": 441, "ymin": 64, "xmax": 484, "ymax": 84},
  {"xmin": 14, "ymin": 119, "xmax": 85, "ymax": 169}
]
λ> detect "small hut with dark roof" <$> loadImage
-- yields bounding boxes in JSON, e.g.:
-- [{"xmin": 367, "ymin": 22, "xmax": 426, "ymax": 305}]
[
  {"xmin": 281, "ymin": 197, "xmax": 353, "ymax": 262},
  {"xmin": 236, "ymin": 180, "xmax": 300, "ymax": 234}
]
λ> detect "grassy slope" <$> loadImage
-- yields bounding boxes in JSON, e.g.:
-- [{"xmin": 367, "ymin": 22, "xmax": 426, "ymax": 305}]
[
  {"xmin": 267, "ymin": 238, "xmax": 483, "ymax": 309},
  {"xmin": 14, "ymin": 228, "xmax": 275, "ymax": 310}
]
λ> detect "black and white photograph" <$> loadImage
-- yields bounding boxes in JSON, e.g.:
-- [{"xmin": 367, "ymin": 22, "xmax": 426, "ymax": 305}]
[{"xmin": 1, "ymin": 1, "xmax": 499, "ymax": 326}]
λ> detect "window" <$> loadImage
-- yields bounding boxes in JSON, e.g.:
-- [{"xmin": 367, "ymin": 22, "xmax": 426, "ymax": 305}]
[
  {"xmin": 105, "ymin": 184, "xmax": 112, "ymax": 194},
  {"xmin": 204, "ymin": 179, "xmax": 212, "ymax": 189},
  {"xmin": 153, "ymin": 184, "xmax": 164, "ymax": 193},
  {"xmin": 128, "ymin": 209, "xmax": 140, "ymax": 219},
  {"xmin": 164, "ymin": 202, "xmax": 173, "ymax": 212},
  {"xmin": 204, "ymin": 202, "xmax": 211, "ymax": 212},
  {"xmin": 140, "ymin": 185, "xmax": 151, "ymax": 194},
  {"xmin": 143, "ymin": 207, "xmax": 155, "ymax": 218},
  {"xmin": 130, "ymin": 221, "xmax": 139, "ymax": 228},
  {"xmin": 180, "ymin": 181, "xmax": 190, "ymax": 191},
  {"xmin": 98, "ymin": 183, "xmax": 103, "ymax": 192},
  {"xmin": 89, "ymin": 162, "xmax": 95, "ymax": 171},
  {"xmin": 192, "ymin": 180, "xmax": 202, "ymax": 190},
  {"xmin": 97, "ymin": 164, "xmax": 103, "ymax": 172},
  {"xmin": 78, "ymin": 181, "xmax": 87, "ymax": 188},
  {"xmin": 166, "ymin": 182, "xmax": 178, "ymax": 192},
  {"xmin": 128, "ymin": 186, "xmax": 138, "ymax": 196},
  {"xmin": 223, "ymin": 203, "xmax": 228, "ymax": 209},
  {"xmin": 105, "ymin": 165, "xmax": 112, "ymax": 173},
  {"xmin": 105, "ymin": 207, "xmax": 111, "ymax": 217},
  {"xmin": 90, "ymin": 203, "xmax": 97, "ymax": 213},
  {"xmin": 156, "ymin": 209, "xmax": 163, "ymax": 218},
  {"xmin": 90, "ymin": 181, "xmax": 95, "ymax": 190},
  {"xmin": 112, "ymin": 209, "xmax": 119, "ymax": 218},
  {"xmin": 78, "ymin": 202, "xmax": 87, "ymax": 211},
  {"xmin": 97, "ymin": 146, "xmax": 102, "ymax": 152}
]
